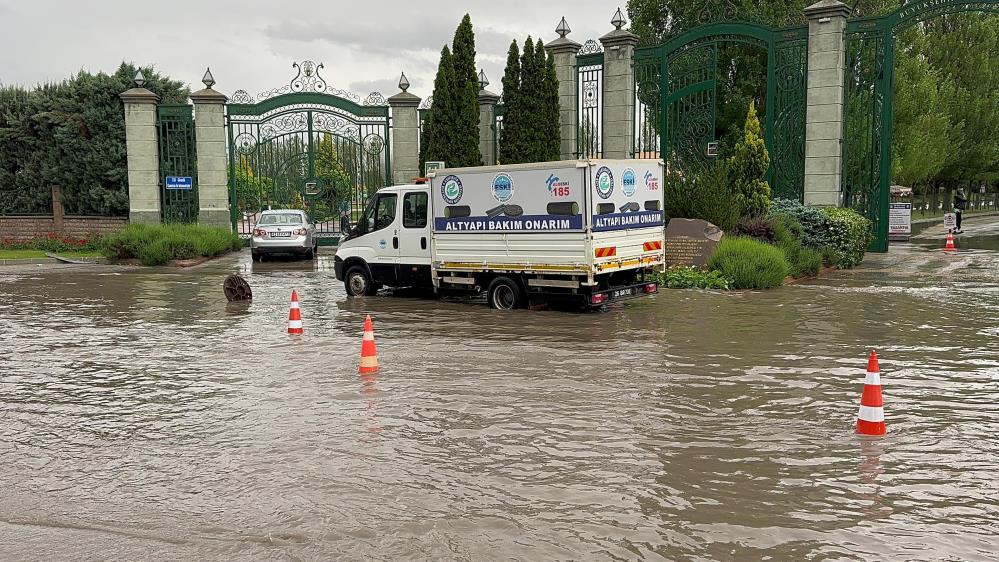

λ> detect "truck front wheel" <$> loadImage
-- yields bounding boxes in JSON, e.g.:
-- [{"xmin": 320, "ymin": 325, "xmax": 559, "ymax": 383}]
[
  {"xmin": 345, "ymin": 266, "xmax": 377, "ymax": 297},
  {"xmin": 487, "ymin": 276, "xmax": 525, "ymax": 310}
]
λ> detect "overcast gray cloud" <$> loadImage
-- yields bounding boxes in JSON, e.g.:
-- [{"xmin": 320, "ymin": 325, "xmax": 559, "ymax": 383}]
[{"xmin": 0, "ymin": 0, "xmax": 621, "ymax": 99}]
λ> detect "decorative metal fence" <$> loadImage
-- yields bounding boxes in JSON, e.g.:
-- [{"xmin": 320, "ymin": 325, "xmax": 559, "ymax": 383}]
[
  {"xmin": 157, "ymin": 105, "xmax": 199, "ymax": 223},
  {"xmin": 576, "ymin": 39, "xmax": 604, "ymax": 159}
]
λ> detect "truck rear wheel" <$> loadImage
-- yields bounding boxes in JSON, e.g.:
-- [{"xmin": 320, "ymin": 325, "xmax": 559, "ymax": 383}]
[
  {"xmin": 487, "ymin": 276, "xmax": 525, "ymax": 310},
  {"xmin": 345, "ymin": 266, "xmax": 377, "ymax": 297}
]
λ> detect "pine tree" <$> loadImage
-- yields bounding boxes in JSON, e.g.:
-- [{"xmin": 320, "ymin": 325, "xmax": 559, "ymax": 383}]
[
  {"xmin": 450, "ymin": 14, "xmax": 483, "ymax": 167},
  {"xmin": 519, "ymin": 36, "xmax": 539, "ymax": 162},
  {"xmin": 540, "ymin": 39, "xmax": 561, "ymax": 162},
  {"xmin": 499, "ymin": 40, "xmax": 522, "ymax": 165},
  {"xmin": 728, "ymin": 101, "xmax": 771, "ymax": 217},
  {"xmin": 424, "ymin": 46, "xmax": 457, "ymax": 165}
]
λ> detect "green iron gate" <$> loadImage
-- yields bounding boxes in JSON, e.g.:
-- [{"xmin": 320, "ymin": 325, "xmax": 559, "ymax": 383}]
[
  {"xmin": 157, "ymin": 105, "xmax": 198, "ymax": 223},
  {"xmin": 226, "ymin": 61, "xmax": 391, "ymax": 243},
  {"xmin": 632, "ymin": 22, "xmax": 808, "ymax": 201},
  {"xmin": 843, "ymin": 0, "xmax": 999, "ymax": 251}
]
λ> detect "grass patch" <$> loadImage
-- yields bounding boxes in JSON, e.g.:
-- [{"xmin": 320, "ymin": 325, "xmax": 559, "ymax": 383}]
[
  {"xmin": 652, "ymin": 266, "xmax": 733, "ymax": 290},
  {"xmin": 0, "ymin": 249, "xmax": 47, "ymax": 259},
  {"xmin": 101, "ymin": 223, "xmax": 242, "ymax": 266},
  {"xmin": 708, "ymin": 236, "xmax": 789, "ymax": 290}
]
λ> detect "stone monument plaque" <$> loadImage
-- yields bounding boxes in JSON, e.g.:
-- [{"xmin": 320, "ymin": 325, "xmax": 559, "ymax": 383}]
[{"xmin": 664, "ymin": 218, "xmax": 723, "ymax": 268}]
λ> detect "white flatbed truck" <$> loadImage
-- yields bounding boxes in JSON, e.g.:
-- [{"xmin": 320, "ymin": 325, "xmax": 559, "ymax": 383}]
[{"xmin": 334, "ymin": 159, "xmax": 665, "ymax": 309}]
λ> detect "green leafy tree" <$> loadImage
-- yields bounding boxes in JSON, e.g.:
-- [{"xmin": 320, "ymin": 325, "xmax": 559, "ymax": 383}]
[
  {"xmin": 499, "ymin": 40, "xmax": 523, "ymax": 164},
  {"xmin": 0, "ymin": 62, "xmax": 187, "ymax": 216},
  {"xmin": 729, "ymin": 101, "xmax": 771, "ymax": 217}
]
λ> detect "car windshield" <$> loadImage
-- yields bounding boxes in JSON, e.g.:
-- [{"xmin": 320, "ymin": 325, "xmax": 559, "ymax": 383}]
[{"xmin": 258, "ymin": 213, "xmax": 303, "ymax": 225}]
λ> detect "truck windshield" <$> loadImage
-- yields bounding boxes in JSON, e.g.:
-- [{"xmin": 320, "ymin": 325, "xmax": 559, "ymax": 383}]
[{"xmin": 357, "ymin": 194, "xmax": 397, "ymax": 234}]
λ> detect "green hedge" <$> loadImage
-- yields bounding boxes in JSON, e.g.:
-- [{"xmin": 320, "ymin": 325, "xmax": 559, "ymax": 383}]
[
  {"xmin": 653, "ymin": 266, "xmax": 733, "ymax": 290},
  {"xmin": 822, "ymin": 207, "xmax": 873, "ymax": 268},
  {"xmin": 101, "ymin": 223, "xmax": 242, "ymax": 266},
  {"xmin": 708, "ymin": 236, "xmax": 790, "ymax": 289}
]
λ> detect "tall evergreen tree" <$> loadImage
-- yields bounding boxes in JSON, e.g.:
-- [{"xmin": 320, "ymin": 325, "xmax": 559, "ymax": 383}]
[
  {"xmin": 539, "ymin": 39, "xmax": 561, "ymax": 162},
  {"xmin": 450, "ymin": 14, "xmax": 483, "ymax": 167},
  {"xmin": 519, "ymin": 37, "xmax": 540, "ymax": 162},
  {"xmin": 423, "ymin": 46, "xmax": 457, "ymax": 166},
  {"xmin": 499, "ymin": 40, "xmax": 523, "ymax": 164},
  {"xmin": 728, "ymin": 101, "xmax": 771, "ymax": 217}
]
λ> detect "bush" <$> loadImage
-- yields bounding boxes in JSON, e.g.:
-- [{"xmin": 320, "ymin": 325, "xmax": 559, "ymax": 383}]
[
  {"xmin": 102, "ymin": 223, "xmax": 241, "ymax": 266},
  {"xmin": 708, "ymin": 236, "xmax": 790, "ymax": 289},
  {"xmin": 664, "ymin": 160, "xmax": 742, "ymax": 231},
  {"xmin": 0, "ymin": 233, "xmax": 103, "ymax": 253},
  {"xmin": 822, "ymin": 207, "xmax": 873, "ymax": 268},
  {"xmin": 732, "ymin": 215, "xmax": 776, "ymax": 243},
  {"xmin": 652, "ymin": 266, "xmax": 733, "ymax": 290},
  {"xmin": 770, "ymin": 198, "xmax": 833, "ymax": 249}
]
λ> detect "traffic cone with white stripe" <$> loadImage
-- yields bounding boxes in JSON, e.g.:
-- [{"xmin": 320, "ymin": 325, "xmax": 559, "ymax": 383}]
[
  {"xmin": 287, "ymin": 290, "xmax": 303, "ymax": 335},
  {"xmin": 359, "ymin": 314, "xmax": 379, "ymax": 373},
  {"xmin": 856, "ymin": 350, "xmax": 886, "ymax": 435},
  {"xmin": 944, "ymin": 232, "xmax": 956, "ymax": 252}
]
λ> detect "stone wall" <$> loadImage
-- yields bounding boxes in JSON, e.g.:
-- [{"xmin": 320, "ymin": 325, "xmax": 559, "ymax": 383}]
[{"xmin": 0, "ymin": 216, "xmax": 127, "ymax": 243}]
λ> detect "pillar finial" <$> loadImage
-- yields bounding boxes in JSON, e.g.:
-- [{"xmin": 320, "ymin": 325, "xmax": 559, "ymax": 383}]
[
  {"xmin": 556, "ymin": 17, "xmax": 571, "ymax": 38},
  {"xmin": 611, "ymin": 7, "xmax": 626, "ymax": 30},
  {"xmin": 398, "ymin": 72, "xmax": 410, "ymax": 92},
  {"xmin": 202, "ymin": 67, "xmax": 216, "ymax": 89},
  {"xmin": 134, "ymin": 70, "xmax": 146, "ymax": 88}
]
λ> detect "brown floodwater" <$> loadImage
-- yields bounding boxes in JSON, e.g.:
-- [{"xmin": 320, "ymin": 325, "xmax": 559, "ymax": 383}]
[{"xmin": 1, "ymin": 243, "xmax": 997, "ymax": 561}]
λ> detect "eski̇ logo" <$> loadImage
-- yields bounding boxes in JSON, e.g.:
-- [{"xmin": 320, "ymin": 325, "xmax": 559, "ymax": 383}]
[
  {"xmin": 622, "ymin": 168, "xmax": 637, "ymax": 197},
  {"xmin": 491, "ymin": 173, "xmax": 514, "ymax": 202}
]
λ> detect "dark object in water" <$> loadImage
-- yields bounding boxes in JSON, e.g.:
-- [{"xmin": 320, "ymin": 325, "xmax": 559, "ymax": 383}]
[{"xmin": 224, "ymin": 275, "xmax": 253, "ymax": 302}]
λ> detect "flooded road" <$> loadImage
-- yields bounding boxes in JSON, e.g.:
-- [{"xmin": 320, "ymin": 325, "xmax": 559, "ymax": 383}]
[{"xmin": 2, "ymin": 222, "xmax": 998, "ymax": 560}]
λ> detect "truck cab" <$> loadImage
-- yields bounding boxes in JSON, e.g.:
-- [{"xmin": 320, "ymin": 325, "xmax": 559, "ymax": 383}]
[{"xmin": 334, "ymin": 184, "xmax": 432, "ymax": 296}]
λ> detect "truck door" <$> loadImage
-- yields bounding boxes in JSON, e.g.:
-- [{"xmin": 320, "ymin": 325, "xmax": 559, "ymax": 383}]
[
  {"xmin": 397, "ymin": 189, "xmax": 432, "ymax": 286},
  {"xmin": 360, "ymin": 191, "xmax": 400, "ymax": 284}
]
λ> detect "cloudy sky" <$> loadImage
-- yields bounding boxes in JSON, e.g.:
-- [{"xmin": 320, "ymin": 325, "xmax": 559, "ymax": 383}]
[{"xmin": 0, "ymin": 0, "xmax": 622, "ymax": 100}]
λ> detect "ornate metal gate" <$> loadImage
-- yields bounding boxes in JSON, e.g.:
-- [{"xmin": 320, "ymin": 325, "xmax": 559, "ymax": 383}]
[
  {"xmin": 157, "ymin": 105, "xmax": 199, "ymax": 223},
  {"xmin": 226, "ymin": 61, "xmax": 390, "ymax": 243},
  {"xmin": 843, "ymin": 0, "xmax": 999, "ymax": 252},
  {"xmin": 633, "ymin": 22, "xmax": 808, "ymax": 201}
]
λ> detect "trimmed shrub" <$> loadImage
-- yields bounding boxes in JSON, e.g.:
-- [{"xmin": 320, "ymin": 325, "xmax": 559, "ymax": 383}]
[
  {"xmin": 732, "ymin": 215, "xmax": 776, "ymax": 243},
  {"xmin": 728, "ymin": 102, "xmax": 772, "ymax": 217},
  {"xmin": 664, "ymin": 160, "xmax": 742, "ymax": 231},
  {"xmin": 822, "ymin": 207, "xmax": 873, "ymax": 268},
  {"xmin": 770, "ymin": 198, "xmax": 833, "ymax": 249},
  {"xmin": 653, "ymin": 266, "xmax": 733, "ymax": 290},
  {"xmin": 708, "ymin": 236, "xmax": 789, "ymax": 289},
  {"xmin": 102, "ymin": 223, "xmax": 242, "ymax": 266}
]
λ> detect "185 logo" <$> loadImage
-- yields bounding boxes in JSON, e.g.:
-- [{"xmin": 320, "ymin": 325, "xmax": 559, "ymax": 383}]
[
  {"xmin": 644, "ymin": 170, "xmax": 660, "ymax": 191},
  {"xmin": 546, "ymin": 174, "xmax": 571, "ymax": 197}
]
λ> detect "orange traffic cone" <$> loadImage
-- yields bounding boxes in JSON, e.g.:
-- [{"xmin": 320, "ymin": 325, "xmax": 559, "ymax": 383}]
[
  {"xmin": 856, "ymin": 350, "xmax": 886, "ymax": 435},
  {"xmin": 944, "ymin": 231, "xmax": 956, "ymax": 251},
  {"xmin": 359, "ymin": 314, "xmax": 379, "ymax": 373},
  {"xmin": 288, "ymin": 290, "xmax": 303, "ymax": 335}
]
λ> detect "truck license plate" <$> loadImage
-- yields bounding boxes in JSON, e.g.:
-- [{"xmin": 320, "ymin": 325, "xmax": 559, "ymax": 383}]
[
  {"xmin": 612, "ymin": 287, "xmax": 637, "ymax": 299},
  {"xmin": 271, "ymin": 232, "xmax": 291, "ymax": 237}
]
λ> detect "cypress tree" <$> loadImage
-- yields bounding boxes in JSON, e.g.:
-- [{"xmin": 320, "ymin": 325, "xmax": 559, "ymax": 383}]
[
  {"xmin": 539, "ymin": 39, "xmax": 561, "ymax": 162},
  {"xmin": 424, "ymin": 46, "xmax": 457, "ymax": 165},
  {"xmin": 520, "ymin": 36, "xmax": 539, "ymax": 162},
  {"xmin": 450, "ymin": 14, "xmax": 483, "ymax": 167},
  {"xmin": 499, "ymin": 40, "xmax": 522, "ymax": 165}
]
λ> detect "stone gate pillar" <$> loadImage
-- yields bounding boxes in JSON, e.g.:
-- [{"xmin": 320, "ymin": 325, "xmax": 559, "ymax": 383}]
[
  {"xmin": 120, "ymin": 72, "xmax": 161, "ymax": 224},
  {"xmin": 190, "ymin": 69, "xmax": 231, "ymax": 228},
  {"xmin": 546, "ymin": 18, "xmax": 581, "ymax": 161},
  {"xmin": 388, "ymin": 73, "xmax": 421, "ymax": 183},
  {"xmin": 599, "ymin": 9, "xmax": 639, "ymax": 159},
  {"xmin": 477, "ymin": 70, "xmax": 501, "ymax": 166},
  {"xmin": 803, "ymin": 0, "xmax": 852, "ymax": 206}
]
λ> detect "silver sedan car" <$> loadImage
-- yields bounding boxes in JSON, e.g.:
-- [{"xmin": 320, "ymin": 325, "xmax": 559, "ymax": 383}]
[{"xmin": 250, "ymin": 210, "xmax": 317, "ymax": 261}]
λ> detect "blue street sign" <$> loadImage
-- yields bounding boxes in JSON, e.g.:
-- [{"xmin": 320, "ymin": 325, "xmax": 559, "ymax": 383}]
[{"xmin": 165, "ymin": 176, "xmax": 193, "ymax": 190}]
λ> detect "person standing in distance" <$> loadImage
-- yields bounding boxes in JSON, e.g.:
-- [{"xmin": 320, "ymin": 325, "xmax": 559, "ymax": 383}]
[{"xmin": 954, "ymin": 187, "xmax": 968, "ymax": 234}]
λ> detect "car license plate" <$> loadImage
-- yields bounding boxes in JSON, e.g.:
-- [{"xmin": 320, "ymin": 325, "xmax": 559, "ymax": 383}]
[
  {"xmin": 611, "ymin": 287, "xmax": 637, "ymax": 299},
  {"xmin": 271, "ymin": 232, "xmax": 291, "ymax": 237}
]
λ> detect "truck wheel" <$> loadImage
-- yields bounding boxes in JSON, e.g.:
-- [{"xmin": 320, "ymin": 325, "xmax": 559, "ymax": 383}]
[
  {"xmin": 487, "ymin": 276, "xmax": 525, "ymax": 310},
  {"xmin": 345, "ymin": 266, "xmax": 377, "ymax": 297}
]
